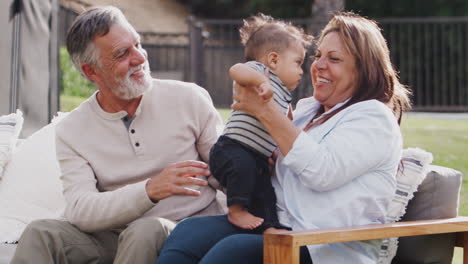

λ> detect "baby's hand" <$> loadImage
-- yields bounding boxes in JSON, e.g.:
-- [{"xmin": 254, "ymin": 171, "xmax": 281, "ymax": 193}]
[{"xmin": 257, "ymin": 82, "xmax": 274, "ymax": 101}]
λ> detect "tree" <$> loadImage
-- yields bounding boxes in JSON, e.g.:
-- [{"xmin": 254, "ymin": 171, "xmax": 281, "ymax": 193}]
[
  {"xmin": 177, "ymin": 0, "xmax": 314, "ymax": 18},
  {"xmin": 179, "ymin": 0, "xmax": 468, "ymax": 19},
  {"xmin": 309, "ymin": 0, "xmax": 345, "ymax": 34},
  {"xmin": 346, "ymin": 0, "xmax": 468, "ymax": 17},
  {"xmin": 311, "ymin": 0, "xmax": 345, "ymax": 20}
]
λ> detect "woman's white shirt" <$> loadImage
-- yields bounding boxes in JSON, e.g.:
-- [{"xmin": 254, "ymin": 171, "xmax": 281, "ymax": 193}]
[{"xmin": 273, "ymin": 97, "xmax": 402, "ymax": 264}]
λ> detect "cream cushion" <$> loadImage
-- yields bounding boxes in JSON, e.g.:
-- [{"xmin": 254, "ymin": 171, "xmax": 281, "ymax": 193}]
[{"xmin": 0, "ymin": 118, "xmax": 65, "ymax": 243}]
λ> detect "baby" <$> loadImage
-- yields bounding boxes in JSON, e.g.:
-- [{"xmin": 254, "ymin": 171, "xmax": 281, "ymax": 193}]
[{"xmin": 209, "ymin": 13, "xmax": 313, "ymax": 233}]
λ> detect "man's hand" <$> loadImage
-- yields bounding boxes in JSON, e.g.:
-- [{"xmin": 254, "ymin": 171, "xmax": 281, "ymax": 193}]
[{"xmin": 145, "ymin": 160, "xmax": 210, "ymax": 202}]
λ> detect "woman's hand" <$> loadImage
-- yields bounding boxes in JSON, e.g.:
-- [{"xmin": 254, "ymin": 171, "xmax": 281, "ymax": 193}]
[
  {"xmin": 267, "ymin": 149, "xmax": 278, "ymax": 175},
  {"xmin": 232, "ymin": 80, "xmax": 301, "ymax": 157},
  {"xmin": 231, "ymin": 81, "xmax": 275, "ymax": 120}
]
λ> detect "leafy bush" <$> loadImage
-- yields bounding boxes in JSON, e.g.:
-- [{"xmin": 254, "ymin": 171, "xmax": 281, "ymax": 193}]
[{"xmin": 59, "ymin": 47, "xmax": 96, "ymax": 97}]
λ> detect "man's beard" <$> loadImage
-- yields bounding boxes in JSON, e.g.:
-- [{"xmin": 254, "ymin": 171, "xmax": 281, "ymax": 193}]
[{"xmin": 110, "ymin": 61, "xmax": 152, "ymax": 100}]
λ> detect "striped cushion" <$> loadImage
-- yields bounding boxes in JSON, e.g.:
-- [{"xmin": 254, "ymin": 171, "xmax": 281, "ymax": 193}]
[
  {"xmin": 378, "ymin": 148, "xmax": 433, "ymax": 264},
  {"xmin": 0, "ymin": 110, "xmax": 23, "ymax": 179}
]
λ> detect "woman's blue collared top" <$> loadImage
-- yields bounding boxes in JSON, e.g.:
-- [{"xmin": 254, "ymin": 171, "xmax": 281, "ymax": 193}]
[{"xmin": 274, "ymin": 97, "xmax": 402, "ymax": 264}]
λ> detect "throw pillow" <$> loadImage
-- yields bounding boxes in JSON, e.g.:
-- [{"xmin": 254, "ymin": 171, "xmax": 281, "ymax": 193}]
[
  {"xmin": 0, "ymin": 110, "xmax": 23, "ymax": 180},
  {"xmin": 377, "ymin": 148, "xmax": 433, "ymax": 264},
  {"xmin": 392, "ymin": 165, "xmax": 462, "ymax": 264},
  {"xmin": 0, "ymin": 115, "xmax": 66, "ymax": 243}
]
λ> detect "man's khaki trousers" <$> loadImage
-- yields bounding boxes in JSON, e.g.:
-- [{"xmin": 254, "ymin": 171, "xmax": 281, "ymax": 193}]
[{"xmin": 10, "ymin": 217, "xmax": 176, "ymax": 264}]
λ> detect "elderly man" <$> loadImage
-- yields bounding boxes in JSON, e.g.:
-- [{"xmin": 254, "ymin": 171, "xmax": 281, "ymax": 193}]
[{"xmin": 11, "ymin": 6, "xmax": 225, "ymax": 264}]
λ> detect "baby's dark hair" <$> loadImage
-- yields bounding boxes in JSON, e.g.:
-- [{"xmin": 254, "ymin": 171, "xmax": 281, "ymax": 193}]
[{"xmin": 240, "ymin": 13, "xmax": 314, "ymax": 61}]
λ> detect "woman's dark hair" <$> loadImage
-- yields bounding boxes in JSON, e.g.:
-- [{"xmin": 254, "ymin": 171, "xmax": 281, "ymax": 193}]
[{"xmin": 307, "ymin": 12, "xmax": 411, "ymax": 129}]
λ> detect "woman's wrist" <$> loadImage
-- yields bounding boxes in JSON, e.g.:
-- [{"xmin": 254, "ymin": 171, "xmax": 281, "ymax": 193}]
[
  {"xmin": 255, "ymin": 101, "xmax": 300, "ymax": 156},
  {"xmin": 256, "ymin": 100, "xmax": 278, "ymax": 122}
]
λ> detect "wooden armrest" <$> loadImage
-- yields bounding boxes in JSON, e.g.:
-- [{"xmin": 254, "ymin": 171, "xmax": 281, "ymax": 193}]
[{"xmin": 264, "ymin": 216, "xmax": 468, "ymax": 264}]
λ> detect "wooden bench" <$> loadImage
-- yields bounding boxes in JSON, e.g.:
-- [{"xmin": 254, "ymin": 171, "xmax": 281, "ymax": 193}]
[{"xmin": 264, "ymin": 216, "xmax": 468, "ymax": 264}]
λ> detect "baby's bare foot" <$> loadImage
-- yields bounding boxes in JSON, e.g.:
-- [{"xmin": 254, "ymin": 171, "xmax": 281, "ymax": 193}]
[{"xmin": 228, "ymin": 205, "xmax": 263, "ymax": 229}]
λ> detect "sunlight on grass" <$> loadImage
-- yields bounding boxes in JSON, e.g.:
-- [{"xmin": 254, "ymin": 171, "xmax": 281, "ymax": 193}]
[
  {"xmin": 401, "ymin": 115, "xmax": 468, "ymax": 216},
  {"xmin": 453, "ymin": 247, "xmax": 462, "ymax": 264},
  {"xmin": 399, "ymin": 115, "xmax": 468, "ymax": 264},
  {"xmin": 60, "ymin": 95, "xmax": 87, "ymax": 112},
  {"xmin": 217, "ymin": 108, "xmax": 231, "ymax": 123}
]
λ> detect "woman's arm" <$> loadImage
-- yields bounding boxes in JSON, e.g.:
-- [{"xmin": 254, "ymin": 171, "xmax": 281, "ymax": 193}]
[
  {"xmin": 229, "ymin": 63, "xmax": 273, "ymax": 100},
  {"xmin": 232, "ymin": 82, "xmax": 300, "ymax": 156},
  {"xmin": 282, "ymin": 101, "xmax": 402, "ymax": 191}
]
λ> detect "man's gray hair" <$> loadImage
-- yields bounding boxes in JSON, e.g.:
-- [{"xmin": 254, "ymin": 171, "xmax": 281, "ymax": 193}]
[{"xmin": 66, "ymin": 6, "xmax": 128, "ymax": 74}]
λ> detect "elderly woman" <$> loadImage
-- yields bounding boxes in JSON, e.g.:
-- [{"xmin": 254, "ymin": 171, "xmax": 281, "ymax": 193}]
[{"xmin": 156, "ymin": 12, "xmax": 410, "ymax": 264}]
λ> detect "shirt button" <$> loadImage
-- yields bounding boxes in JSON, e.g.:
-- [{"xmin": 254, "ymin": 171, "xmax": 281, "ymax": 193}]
[
  {"xmin": 131, "ymin": 129, "xmax": 135, "ymax": 134},
  {"xmin": 135, "ymin": 142, "xmax": 140, "ymax": 147}
]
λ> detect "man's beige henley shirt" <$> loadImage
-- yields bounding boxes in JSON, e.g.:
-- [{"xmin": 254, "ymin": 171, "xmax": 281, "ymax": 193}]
[{"xmin": 55, "ymin": 79, "xmax": 224, "ymax": 232}]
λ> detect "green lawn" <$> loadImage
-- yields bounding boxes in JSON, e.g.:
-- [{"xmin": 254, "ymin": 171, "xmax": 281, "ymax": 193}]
[
  {"xmin": 218, "ymin": 108, "xmax": 231, "ymax": 121},
  {"xmin": 400, "ymin": 115, "xmax": 468, "ymax": 215},
  {"xmin": 60, "ymin": 95, "xmax": 88, "ymax": 112},
  {"xmin": 399, "ymin": 115, "xmax": 468, "ymax": 264},
  {"xmin": 61, "ymin": 96, "xmax": 467, "ymax": 263}
]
